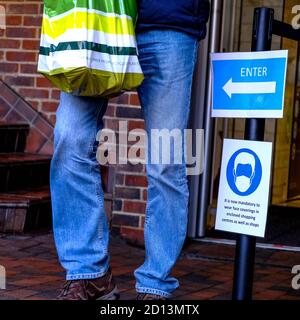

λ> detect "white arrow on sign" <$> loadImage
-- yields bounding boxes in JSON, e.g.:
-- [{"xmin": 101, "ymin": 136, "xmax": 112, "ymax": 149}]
[{"xmin": 223, "ymin": 78, "xmax": 277, "ymax": 98}]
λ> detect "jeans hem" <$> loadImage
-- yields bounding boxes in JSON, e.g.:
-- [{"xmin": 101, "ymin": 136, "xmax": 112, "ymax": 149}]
[
  {"xmin": 66, "ymin": 268, "xmax": 108, "ymax": 281},
  {"xmin": 136, "ymin": 287, "xmax": 173, "ymax": 298}
]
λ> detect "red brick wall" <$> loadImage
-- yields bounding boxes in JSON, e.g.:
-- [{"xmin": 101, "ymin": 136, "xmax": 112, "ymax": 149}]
[
  {"xmin": 0, "ymin": 0, "xmax": 59, "ymax": 125},
  {"xmin": 0, "ymin": 0, "xmax": 147, "ymax": 244},
  {"xmin": 0, "ymin": 79, "xmax": 54, "ymax": 154}
]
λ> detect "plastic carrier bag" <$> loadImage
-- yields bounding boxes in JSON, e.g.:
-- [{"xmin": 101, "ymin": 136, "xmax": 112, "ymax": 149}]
[{"xmin": 38, "ymin": 0, "xmax": 144, "ymax": 97}]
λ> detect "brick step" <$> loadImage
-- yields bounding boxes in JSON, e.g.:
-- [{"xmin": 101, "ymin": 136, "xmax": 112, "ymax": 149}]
[
  {"xmin": 0, "ymin": 187, "xmax": 52, "ymax": 233},
  {"xmin": 0, "ymin": 122, "xmax": 30, "ymax": 153},
  {"xmin": 0, "ymin": 189, "xmax": 113, "ymax": 233},
  {"xmin": 0, "ymin": 153, "xmax": 51, "ymax": 192}
]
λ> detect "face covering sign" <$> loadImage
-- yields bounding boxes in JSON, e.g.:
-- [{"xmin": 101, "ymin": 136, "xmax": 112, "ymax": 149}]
[{"xmin": 215, "ymin": 139, "xmax": 272, "ymax": 238}]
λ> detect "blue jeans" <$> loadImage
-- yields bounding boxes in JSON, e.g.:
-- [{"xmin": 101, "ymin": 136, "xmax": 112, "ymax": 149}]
[{"xmin": 51, "ymin": 29, "xmax": 199, "ymax": 298}]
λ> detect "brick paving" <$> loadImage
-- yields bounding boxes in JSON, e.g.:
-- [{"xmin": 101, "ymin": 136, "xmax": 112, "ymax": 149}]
[{"xmin": 0, "ymin": 232, "xmax": 299, "ymax": 300}]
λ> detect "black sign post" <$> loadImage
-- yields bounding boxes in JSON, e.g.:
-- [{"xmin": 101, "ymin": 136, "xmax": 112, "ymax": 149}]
[{"xmin": 232, "ymin": 7, "xmax": 274, "ymax": 300}]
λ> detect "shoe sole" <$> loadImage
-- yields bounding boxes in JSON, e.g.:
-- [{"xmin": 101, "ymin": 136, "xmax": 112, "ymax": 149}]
[{"xmin": 97, "ymin": 286, "xmax": 120, "ymax": 300}]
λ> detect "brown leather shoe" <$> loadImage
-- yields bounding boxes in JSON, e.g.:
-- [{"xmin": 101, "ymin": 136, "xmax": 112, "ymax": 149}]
[
  {"xmin": 57, "ymin": 268, "xmax": 119, "ymax": 300},
  {"xmin": 136, "ymin": 293, "xmax": 168, "ymax": 300}
]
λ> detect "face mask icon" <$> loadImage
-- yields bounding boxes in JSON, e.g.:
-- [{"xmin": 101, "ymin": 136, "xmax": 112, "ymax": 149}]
[{"xmin": 233, "ymin": 152, "xmax": 255, "ymax": 192}]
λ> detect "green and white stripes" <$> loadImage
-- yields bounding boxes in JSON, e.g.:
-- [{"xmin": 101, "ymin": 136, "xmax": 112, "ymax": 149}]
[{"xmin": 38, "ymin": 0, "xmax": 143, "ymax": 97}]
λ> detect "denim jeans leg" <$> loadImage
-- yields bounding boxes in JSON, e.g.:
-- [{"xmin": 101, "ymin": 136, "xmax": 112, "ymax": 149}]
[
  {"xmin": 134, "ymin": 29, "xmax": 199, "ymax": 297},
  {"xmin": 51, "ymin": 92, "xmax": 110, "ymax": 280}
]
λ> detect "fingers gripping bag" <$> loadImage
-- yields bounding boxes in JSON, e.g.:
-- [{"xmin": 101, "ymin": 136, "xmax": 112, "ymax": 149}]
[{"xmin": 38, "ymin": 0, "xmax": 144, "ymax": 97}]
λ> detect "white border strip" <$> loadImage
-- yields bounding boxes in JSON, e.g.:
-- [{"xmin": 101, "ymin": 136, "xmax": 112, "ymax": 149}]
[
  {"xmin": 38, "ymin": 50, "xmax": 142, "ymax": 74},
  {"xmin": 211, "ymin": 50, "xmax": 288, "ymax": 61},
  {"xmin": 197, "ymin": 237, "xmax": 300, "ymax": 252},
  {"xmin": 211, "ymin": 109, "xmax": 283, "ymax": 118}
]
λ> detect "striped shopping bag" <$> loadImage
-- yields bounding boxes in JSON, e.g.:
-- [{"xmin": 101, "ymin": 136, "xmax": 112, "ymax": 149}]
[{"xmin": 38, "ymin": 0, "xmax": 144, "ymax": 97}]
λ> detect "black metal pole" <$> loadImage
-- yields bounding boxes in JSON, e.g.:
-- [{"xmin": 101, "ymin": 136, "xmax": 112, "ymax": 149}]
[{"xmin": 232, "ymin": 7, "xmax": 274, "ymax": 300}]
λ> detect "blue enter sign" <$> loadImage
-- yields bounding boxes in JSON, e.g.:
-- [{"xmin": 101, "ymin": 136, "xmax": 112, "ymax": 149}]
[{"xmin": 211, "ymin": 50, "xmax": 288, "ymax": 118}]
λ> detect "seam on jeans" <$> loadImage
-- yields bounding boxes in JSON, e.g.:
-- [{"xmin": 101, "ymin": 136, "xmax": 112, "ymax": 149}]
[
  {"xmin": 173, "ymin": 40, "xmax": 199, "ymax": 187},
  {"xmin": 144, "ymin": 192, "xmax": 151, "ymax": 224},
  {"xmin": 66, "ymin": 268, "xmax": 108, "ymax": 281},
  {"xmin": 142, "ymin": 186, "xmax": 152, "ymax": 262},
  {"xmin": 136, "ymin": 286, "xmax": 172, "ymax": 298},
  {"xmin": 180, "ymin": 39, "xmax": 199, "ymax": 184},
  {"xmin": 94, "ymin": 105, "xmax": 108, "ymax": 250},
  {"xmin": 86, "ymin": 104, "xmax": 103, "ymax": 160},
  {"xmin": 176, "ymin": 165, "xmax": 188, "ymax": 186},
  {"xmin": 86, "ymin": 102, "xmax": 108, "ymax": 254}
]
